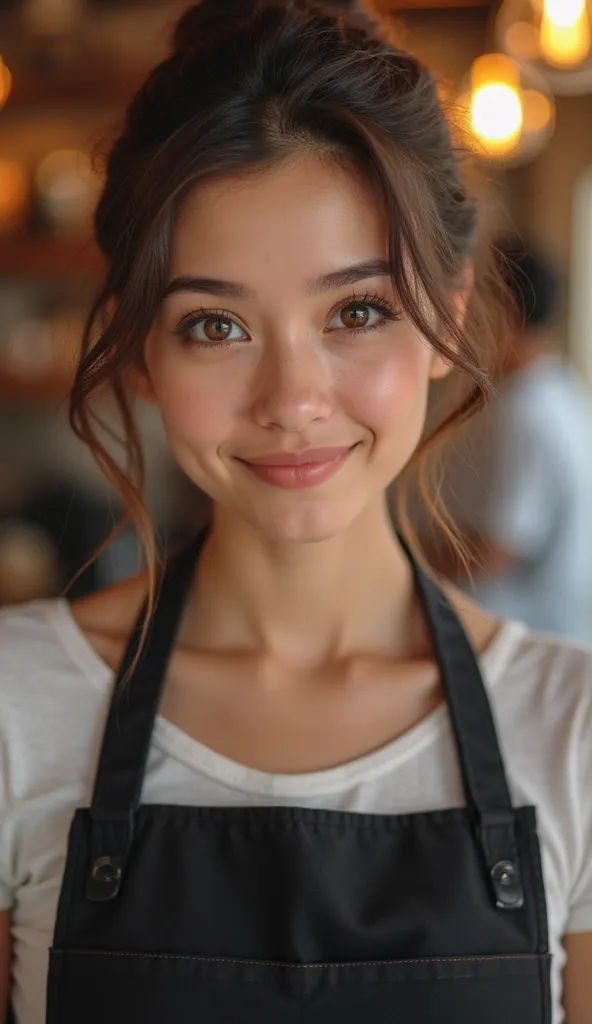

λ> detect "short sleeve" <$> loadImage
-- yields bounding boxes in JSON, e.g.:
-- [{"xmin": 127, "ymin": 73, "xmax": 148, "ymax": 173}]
[
  {"xmin": 0, "ymin": 877, "xmax": 13, "ymax": 911},
  {"xmin": 483, "ymin": 400, "xmax": 558, "ymax": 559},
  {"xmin": 565, "ymin": 888, "xmax": 589, "ymax": 937},
  {"xmin": 564, "ymin": 707, "xmax": 592, "ymax": 935},
  {"xmin": 0, "ymin": 742, "xmax": 15, "ymax": 910}
]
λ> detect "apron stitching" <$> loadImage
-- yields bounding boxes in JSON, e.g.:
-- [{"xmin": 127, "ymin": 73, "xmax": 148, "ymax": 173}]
[{"xmin": 54, "ymin": 951, "xmax": 550, "ymax": 968}]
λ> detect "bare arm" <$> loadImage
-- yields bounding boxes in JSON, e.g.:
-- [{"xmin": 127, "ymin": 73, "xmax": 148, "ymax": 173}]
[
  {"xmin": 0, "ymin": 910, "xmax": 10, "ymax": 1024},
  {"xmin": 563, "ymin": 933, "xmax": 592, "ymax": 1022}
]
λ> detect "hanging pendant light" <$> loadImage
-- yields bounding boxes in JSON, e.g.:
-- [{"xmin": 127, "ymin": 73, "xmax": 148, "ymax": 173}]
[
  {"xmin": 470, "ymin": 54, "xmax": 523, "ymax": 158},
  {"xmin": 497, "ymin": 0, "xmax": 592, "ymax": 95},
  {"xmin": 456, "ymin": 52, "xmax": 555, "ymax": 166}
]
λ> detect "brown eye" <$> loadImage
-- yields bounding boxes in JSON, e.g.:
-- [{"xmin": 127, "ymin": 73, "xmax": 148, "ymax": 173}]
[
  {"xmin": 340, "ymin": 303, "xmax": 370, "ymax": 329},
  {"xmin": 326, "ymin": 297, "xmax": 400, "ymax": 337},
  {"xmin": 175, "ymin": 311, "xmax": 249, "ymax": 347},
  {"xmin": 204, "ymin": 317, "xmax": 232, "ymax": 341}
]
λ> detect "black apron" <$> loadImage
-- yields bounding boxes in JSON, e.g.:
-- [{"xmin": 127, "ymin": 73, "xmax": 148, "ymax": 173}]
[{"xmin": 46, "ymin": 532, "xmax": 552, "ymax": 1023}]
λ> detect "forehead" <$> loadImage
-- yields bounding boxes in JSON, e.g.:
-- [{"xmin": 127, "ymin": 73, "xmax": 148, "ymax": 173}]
[{"xmin": 169, "ymin": 154, "xmax": 389, "ymax": 287}]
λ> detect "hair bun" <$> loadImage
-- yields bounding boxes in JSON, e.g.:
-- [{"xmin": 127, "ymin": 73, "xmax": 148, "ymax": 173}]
[{"xmin": 172, "ymin": 0, "xmax": 261, "ymax": 55}]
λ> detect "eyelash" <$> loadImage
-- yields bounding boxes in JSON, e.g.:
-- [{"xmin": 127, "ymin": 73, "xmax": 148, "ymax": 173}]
[
  {"xmin": 173, "ymin": 291, "xmax": 402, "ymax": 349},
  {"xmin": 339, "ymin": 291, "xmax": 402, "ymax": 335}
]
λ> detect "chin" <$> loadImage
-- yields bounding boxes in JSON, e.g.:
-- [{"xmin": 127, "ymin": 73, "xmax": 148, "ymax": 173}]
[{"xmin": 245, "ymin": 499, "xmax": 360, "ymax": 546}]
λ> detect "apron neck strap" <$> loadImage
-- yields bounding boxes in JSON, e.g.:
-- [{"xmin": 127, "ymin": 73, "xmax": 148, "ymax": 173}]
[
  {"xmin": 405, "ymin": 547, "xmax": 513, "ymax": 815},
  {"xmin": 90, "ymin": 529, "xmax": 208, "ymax": 824}
]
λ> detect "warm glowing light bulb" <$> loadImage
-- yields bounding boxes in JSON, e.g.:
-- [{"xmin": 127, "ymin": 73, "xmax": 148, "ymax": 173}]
[
  {"xmin": 540, "ymin": 0, "xmax": 591, "ymax": 68},
  {"xmin": 545, "ymin": 0, "xmax": 586, "ymax": 26},
  {"xmin": 0, "ymin": 58, "xmax": 12, "ymax": 109},
  {"xmin": 470, "ymin": 54, "xmax": 523, "ymax": 157}
]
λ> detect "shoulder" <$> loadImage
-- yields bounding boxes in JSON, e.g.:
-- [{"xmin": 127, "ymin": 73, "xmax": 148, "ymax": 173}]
[
  {"xmin": 485, "ymin": 621, "xmax": 592, "ymax": 809},
  {"xmin": 0, "ymin": 598, "xmax": 108, "ymax": 689},
  {"xmin": 69, "ymin": 574, "xmax": 148, "ymax": 673},
  {"xmin": 0, "ymin": 601, "xmax": 117, "ymax": 905},
  {"xmin": 487, "ymin": 621, "xmax": 592, "ymax": 738},
  {"xmin": 0, "ymin": 599, "xmax": 80, "ymax": 684},
  {"xmin": 0, "ymin": 600, "xmax": 112, "ymax": 791},
  {"xmin": 71, "ymin": 574, "xmax": 147, "ymax": 638}
]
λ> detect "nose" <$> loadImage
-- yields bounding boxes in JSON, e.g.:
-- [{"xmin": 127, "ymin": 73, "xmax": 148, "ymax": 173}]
[{"xmin": 250, "ymin": 340, "xmax": 333, "ymax": 433}]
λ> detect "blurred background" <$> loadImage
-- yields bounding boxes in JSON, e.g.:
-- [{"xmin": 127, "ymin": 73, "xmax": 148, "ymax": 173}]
[{"xmin": 0, "ymin": 0, "xmax": 591, "ymax": 641}]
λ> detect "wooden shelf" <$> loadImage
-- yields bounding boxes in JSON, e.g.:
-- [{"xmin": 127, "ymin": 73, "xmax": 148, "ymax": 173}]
[{"xmin": 0, "ymin": 235, "xmax": 104, "ymax": 277}]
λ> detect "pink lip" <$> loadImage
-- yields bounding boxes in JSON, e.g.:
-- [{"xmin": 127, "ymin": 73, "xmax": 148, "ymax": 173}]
[
  {"xmin": 244, "ymin": 447, "xmax": 354, "ymax": 466},
  {"xmin": 238, "ymin": 446, "xmax": 356, "ymax": 490}
]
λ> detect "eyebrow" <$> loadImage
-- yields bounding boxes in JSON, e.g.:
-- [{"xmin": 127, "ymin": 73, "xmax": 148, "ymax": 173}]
[
  {"xmin": 163, "ymin": 276, "xmax": 255, "ymax": 300},
  {"xmin": 163, "ymin": 259, "xmax": 392, "ymax": 302},
  {"xmin": 311, "ymin": 259, "xmax": 392, "ymax": 294}
]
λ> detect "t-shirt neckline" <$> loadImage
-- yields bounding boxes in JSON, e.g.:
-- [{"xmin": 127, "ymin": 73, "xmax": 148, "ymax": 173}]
[{"xmin": 46, "ymin": 598, "xmax": 526, "ymax": 800}]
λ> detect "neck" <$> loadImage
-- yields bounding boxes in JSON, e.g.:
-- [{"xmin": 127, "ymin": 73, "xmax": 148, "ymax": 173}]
[{"xmin": 188, "ymin": 497, "xmax": 421, "ymax": 670}]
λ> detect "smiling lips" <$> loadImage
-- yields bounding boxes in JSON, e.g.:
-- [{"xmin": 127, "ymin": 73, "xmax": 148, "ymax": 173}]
[{"xmin": 238, "ymin": 446, "xmax": 356, "ymax": 489}]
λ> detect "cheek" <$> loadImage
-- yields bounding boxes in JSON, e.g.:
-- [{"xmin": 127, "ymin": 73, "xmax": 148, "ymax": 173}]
[
  {"xmin": 150, "ymin": 360, "xmax": 238, "ymax": 450},
  {"xmin": 344, "ymin": 340, "xmax": 431, "ymax": 439}
]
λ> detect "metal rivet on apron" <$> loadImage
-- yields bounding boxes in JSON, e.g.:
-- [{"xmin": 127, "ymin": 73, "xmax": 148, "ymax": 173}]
[
  {"xmin": 491, "ymin": 860, "xmax": 524, "ymax": 910},
  {"xmin": 85, "ymin": 855, "xmax": 123, "ymax": 902}
]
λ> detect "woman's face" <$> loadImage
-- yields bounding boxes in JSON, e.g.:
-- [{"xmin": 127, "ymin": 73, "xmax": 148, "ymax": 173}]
[{"xmin": 145, "ymin": 153, "xmax": 452, "ymax": 544}]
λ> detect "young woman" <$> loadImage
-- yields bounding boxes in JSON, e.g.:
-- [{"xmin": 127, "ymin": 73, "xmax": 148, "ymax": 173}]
[{"xmin": 0, "ymin": 2, "xmax": 590, "ymax": 1021}]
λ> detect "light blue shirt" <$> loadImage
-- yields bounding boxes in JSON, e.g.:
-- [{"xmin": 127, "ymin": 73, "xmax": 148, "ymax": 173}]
[{"xmin": 443, "ymin": 355, "xmax": 592, "ymax": 642}]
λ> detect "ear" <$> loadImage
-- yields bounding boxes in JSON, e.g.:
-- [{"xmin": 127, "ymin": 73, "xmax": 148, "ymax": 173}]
[
  {"xmin": 127, "ymin": 323, "xmax": 159, "ymax": 404},
  {"xmin": 127, "ymin": 362, "xmax": 158, "ymax": 404},
  {"xmin": 429, "ymin": 261, "xmax": 474, "ymax": 382},
  {"xmin": 105, "ymin": 297, "xmax": 159, "ymax": 404}
]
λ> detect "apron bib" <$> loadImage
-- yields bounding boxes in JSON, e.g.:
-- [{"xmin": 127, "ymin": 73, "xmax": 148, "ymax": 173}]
[{"xmin": 47, "ymin": 532, "xmax": 552, "ymax": 1022}]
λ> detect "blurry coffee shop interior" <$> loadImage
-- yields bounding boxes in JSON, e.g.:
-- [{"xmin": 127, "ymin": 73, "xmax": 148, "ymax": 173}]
[{"xmin": 0, "ymin": 0, "xmax": 592, "ymax": 627}]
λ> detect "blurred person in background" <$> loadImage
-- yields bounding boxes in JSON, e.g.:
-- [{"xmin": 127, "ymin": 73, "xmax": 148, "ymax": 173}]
[{"xmin": 427, "ymin": 243, "xmax": 592, "ymax": 643}]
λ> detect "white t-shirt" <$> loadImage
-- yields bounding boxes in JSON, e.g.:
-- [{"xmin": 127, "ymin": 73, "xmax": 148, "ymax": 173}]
[
  {"xmin": 1, "ymin": 599, "xmax": 591, "ymax": 1024},
  {"xmin": 443, "ymin": 355, "xmax": 592, "ymax": 642}
]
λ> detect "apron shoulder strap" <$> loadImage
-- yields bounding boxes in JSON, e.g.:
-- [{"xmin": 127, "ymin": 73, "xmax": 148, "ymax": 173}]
[
  {"xmin": 90, "ymin": 529, "xmax": 208, "ymax": 823},
  {"xmin": 408, "ymin": 554, "xmax": 524, "ymax": 910},
  {"xmin": 410, "ymin": 561, "xmax": 513, "ymax": 814}
]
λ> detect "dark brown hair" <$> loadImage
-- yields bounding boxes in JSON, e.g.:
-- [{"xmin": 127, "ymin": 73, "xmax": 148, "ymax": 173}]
[{"xmin": 70, "ymin": 0, "xmax": 505, "ymax": 612}]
